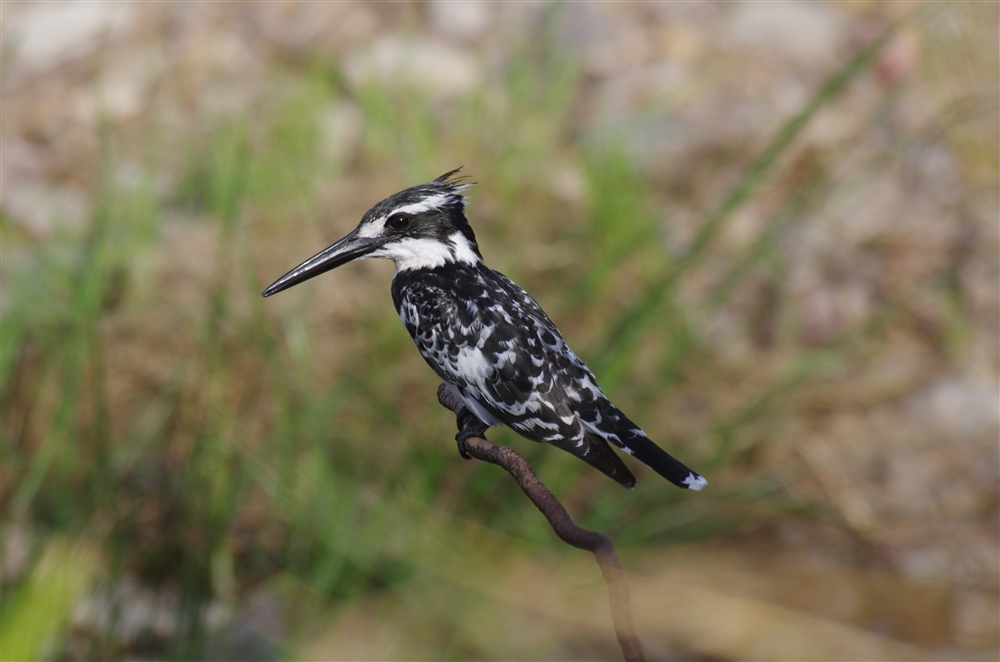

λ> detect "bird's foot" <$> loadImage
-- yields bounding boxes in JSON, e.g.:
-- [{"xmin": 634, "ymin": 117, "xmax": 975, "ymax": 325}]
[{"xmin": 455, "ymin": 407, "xmax": 488, "ymax": 460}]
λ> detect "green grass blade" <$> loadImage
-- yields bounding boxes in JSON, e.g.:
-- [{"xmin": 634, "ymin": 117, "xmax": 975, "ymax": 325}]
[{"xmin": 591, "ymin": 19, "xmax": 903, "ymax": 375}]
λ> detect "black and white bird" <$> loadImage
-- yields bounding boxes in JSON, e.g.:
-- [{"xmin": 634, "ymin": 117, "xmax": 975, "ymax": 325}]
[{"xmin": 262, "ymin": 170, "xmax": 706, "ymax": 491}]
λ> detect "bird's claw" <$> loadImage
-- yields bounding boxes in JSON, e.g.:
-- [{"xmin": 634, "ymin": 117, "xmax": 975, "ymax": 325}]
[
  {"xmin": 455, "ymin": 407, "xmax": 487, "ymax": 460},
  {"xmin": 455, "ymin": 434, "xmax": 473, "ymax": 460}
]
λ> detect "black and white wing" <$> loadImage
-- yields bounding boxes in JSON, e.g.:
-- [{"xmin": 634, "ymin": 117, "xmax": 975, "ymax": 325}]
[
  {"xmin": 480, "ymin": 271, "xmax": 704, "ymax": 490},
  {"xmin": 393, "ymin": 265, "xmax": 705, "ymax": 490}
]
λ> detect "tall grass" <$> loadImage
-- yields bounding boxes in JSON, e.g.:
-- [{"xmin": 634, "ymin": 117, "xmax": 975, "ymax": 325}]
[{"xmin": 0, "ymin": 8, "xmax": 942, "ymax": 659}]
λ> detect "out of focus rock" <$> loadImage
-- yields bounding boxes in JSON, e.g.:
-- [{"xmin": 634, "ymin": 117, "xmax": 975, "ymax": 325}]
[
  {"xmin": 725, "ymin": 2, "xmax": 844, "ymax": 66},
  {"xmin": 905, "ymin": 378, "xmax": 1000, "ymax": 442},
  {"xmin": 555, "ymin": 3, "xmax": 639, "ymax": 75},
  {"xmin": 243, "ymin": 2, "xmax": 381, "ymax": 60},
  {"xmin": 69, "ymin": 578, "xmax": 230, "ymax": 656},
  {"xmin": 952, "ymin": 588, "xmax": 1000, "ymax": 650},
  {"xmin": 202, "ymin": 594, "xmax": 284, "ymax": 662},
  {"xmin": 0, "ymin": 520, "xmax": 31, "ymax": 584},
  {"xmin": 0, "ymin": 139, "xmax": 89, "ymax": 237},
  {"xmin": 548, "ymin": 163, "xmax": 587, "ymax": 207},
  {"xmin": 428, "ymin": 0, "xmax": 491, "ymax": 42},
  {"xmin": 317, "ymin": 101, "xmax": 364, "ymax": 168},
  {"xmin": 5, "ymin": 2, "xmax": 135, "ymax": 70},
  {"xmin": 876, "ymin": 28, "xmax": 922, "ymax": 87},
  {"xmin": 71, "ymin": 52, "xmax": 159, "ymax": 124},
  {"xmin": 342, "ymin": 35, "xmax": 481, "ymax": 99}
]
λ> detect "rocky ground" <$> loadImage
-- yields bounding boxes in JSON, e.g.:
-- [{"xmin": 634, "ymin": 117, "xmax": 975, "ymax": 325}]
[{"xmin": 2, "ymin": 2, "xmax": 997, "ymax": 660}]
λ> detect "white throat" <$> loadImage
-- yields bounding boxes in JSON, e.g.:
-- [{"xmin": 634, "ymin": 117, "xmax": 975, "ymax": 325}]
[{"xmin": 371, "ymin": 232, "xmax": 481, "ymax": 272}]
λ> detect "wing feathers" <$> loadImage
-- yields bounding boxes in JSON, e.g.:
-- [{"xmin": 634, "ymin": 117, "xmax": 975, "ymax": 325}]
[{"xmin": 393, "ymin": 264, "xmax": 704, "ymax": 490}]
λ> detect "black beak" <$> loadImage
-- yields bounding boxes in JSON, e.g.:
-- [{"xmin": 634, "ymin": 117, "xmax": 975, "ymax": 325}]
[{"xmin": 262, "ymin": 229, "xmax": 383, "ymax": 297}]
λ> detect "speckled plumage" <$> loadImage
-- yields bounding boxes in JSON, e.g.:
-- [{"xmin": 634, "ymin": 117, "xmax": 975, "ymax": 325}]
[{"xmin": 263, "ymin": 170, "xmax": 706, "ymax": 490}]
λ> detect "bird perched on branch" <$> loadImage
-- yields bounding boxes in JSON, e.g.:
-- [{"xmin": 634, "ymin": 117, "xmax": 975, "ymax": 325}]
[{"xmin": 263, "ymin": 170, "xmax": 706, "ymax": 490}]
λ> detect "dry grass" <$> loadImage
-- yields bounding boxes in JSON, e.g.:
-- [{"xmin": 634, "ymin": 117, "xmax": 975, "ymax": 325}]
[{"xmin": 2, "ymin": 2, "xmax": 997, "ymax": 659}]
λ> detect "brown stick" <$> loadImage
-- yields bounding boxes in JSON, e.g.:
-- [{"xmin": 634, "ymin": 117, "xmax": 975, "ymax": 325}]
[{"xmin": 437, "ymin": 384, "xmax": 646, "ymax": 662}]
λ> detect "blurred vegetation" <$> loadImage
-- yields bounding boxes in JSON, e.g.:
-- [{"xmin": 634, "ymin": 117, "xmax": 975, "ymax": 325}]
[{"xmin": 2, "ymin": 2, "xmax": 997, "ymax": 660}]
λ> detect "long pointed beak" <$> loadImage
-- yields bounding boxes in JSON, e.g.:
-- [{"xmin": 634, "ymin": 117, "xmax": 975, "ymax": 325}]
[{"xmin": 262, "ymin": 230, "xmax": 382, "ymax": 297}]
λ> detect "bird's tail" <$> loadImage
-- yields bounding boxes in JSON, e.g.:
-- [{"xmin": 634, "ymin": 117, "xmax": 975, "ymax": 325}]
[
  {"xmin": 593, "ymin": 403, "xmax": 707, "ymax": 490},
  {"xmin": 620, "ymin": 431, "xmax": 707, "ymax": 490}
]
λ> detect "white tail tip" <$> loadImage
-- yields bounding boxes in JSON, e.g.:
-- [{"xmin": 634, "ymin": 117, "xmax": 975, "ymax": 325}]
[{"xmin": 684, "ymin": 474, "xmax": 708, "ymax": 491}]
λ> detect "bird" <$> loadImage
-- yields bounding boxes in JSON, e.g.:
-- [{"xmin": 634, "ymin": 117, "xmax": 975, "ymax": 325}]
[{"xmin": 262, "ymin": 169, "xmax": 706, "ymax": 491}]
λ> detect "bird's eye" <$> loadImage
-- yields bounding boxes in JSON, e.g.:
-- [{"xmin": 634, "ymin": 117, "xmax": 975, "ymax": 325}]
[{"xmin": 387, "ymin": 213, "xmax": 412, "ymax": 231}]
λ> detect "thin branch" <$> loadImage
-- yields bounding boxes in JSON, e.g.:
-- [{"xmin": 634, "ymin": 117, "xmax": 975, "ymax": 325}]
[{"xmin": 437, "ymin": 384, "xmax": 646, "ymax": 662}]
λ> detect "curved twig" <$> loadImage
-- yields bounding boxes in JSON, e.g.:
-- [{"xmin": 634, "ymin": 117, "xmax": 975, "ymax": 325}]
[{"xmin": 437, "ymin": 384, "xmax": 646, "ymax": 662}]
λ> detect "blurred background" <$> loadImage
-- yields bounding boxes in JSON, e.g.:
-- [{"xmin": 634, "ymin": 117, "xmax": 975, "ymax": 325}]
[{"xmin": 2, "ymin": 2, "xmax": 997, "ymax": 660}]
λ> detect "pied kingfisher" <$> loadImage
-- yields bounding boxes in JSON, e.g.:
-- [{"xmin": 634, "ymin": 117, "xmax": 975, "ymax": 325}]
[{"xmin": 263, "ymin": 170, "xmax": 706, "ymax": 491}]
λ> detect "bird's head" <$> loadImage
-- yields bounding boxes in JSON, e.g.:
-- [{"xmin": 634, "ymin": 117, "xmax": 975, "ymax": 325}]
[{"xmin": 263, "ymin": 168, "xmax": 479, "ymax": 297}]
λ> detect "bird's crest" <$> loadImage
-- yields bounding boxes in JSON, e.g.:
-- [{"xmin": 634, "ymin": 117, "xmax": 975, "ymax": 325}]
[{"xmin": 433, "ymin": 167, "xmax": 475, "ymax": 190}]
